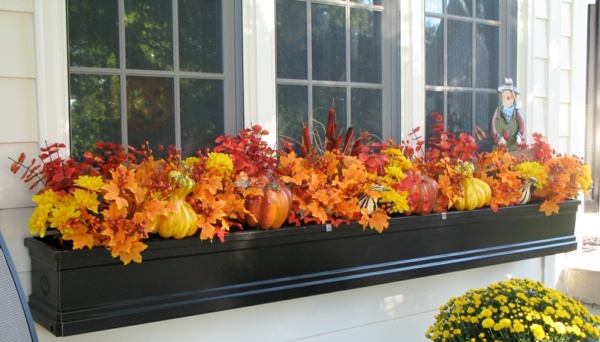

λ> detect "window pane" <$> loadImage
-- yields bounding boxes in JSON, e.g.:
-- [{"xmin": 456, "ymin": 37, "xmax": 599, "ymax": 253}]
[
  {"xmin": 350, "ymin": 0, "xmax": 382, "ymax": 5},
  {"xmin": 447, "ymin": 91, "xmax": 472, "ymax": 134},
  {"xmin": 351, "ymin": 88, "xmax": 382, "ymax": 138},
  {"xmin": 277, "ymin": 0, "xmax": 307, "ymax": 79},
  {"xmin": 351, "ymin": 8, "xmax": 382, "ymax": 83},
  {"xmin": 447, "ymin": 20, "xmax": 472, "ymax": 87},
  {"xmin": 312, "ymin": 3, "xmax": 346, "ymax": 81},
  {"xmin": 476, "ymin": 93, "xmax": 498, "ymax": 152},
  {"xmin": 425, "ymin": 90, "xmax": 444, "ymax": 140},
  {"xmin": 180, "ymin": 78, "xmax": 224, "ymax": 157},
  {"xmin": 70, "ymin": 74, "xmax": 121, "ymax": 157},
  {"xmin": 424, "ymin": 0, "xmax": 443, "ymax": 14},
  {"xmin": 179, "ymin": 0, "xmax": 222, "ymax": 73},
  {"xmin": 127, "ymin": 77, "xmax": 175, "ymax": 149},
  {"xmin": 425, "ymin": 16, "xmax": 443, "ymax": 86},
  {"xmin": 277, "ymin": 85, "xmax": 308, "ymax": 149},
  {"xmin": 448, "ymin": 0, "xmax": 472, "ymax": 17},
  {"xmin": 125, "ymin": 0, "xmax": 173, "ymax": 70},
  {"xmin": 476, "ymin": 24, "xmax": 499, "ymax": 88},
  {"xmin": 476, "ymin": 1, "xmax": 499, "ymax": 20},
  {"xmin": 313, "ymin": 86, "xmax": 347, "ymax": 130},
  {"xmin": 68, "ymin": 0, "xmax": 119, "ymax": 68}
]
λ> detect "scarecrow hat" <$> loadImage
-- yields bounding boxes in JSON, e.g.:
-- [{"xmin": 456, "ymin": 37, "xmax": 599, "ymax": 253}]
[{"xmin": 497, "ymin": 77, "xmax": 520, "ymax": 94}]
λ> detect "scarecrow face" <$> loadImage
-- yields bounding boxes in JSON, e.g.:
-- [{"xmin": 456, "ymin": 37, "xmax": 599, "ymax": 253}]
[{"xmin": 502, "ymin": 89, "xmax": 515, "ymax": 107}]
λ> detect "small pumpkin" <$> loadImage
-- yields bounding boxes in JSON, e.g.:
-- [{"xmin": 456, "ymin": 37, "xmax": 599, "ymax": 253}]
[
  {"xmin": 245, "ymin": 180, "xmax": 292, "ymax": 230},
  {"xmin": 451, "ymin": 161, "xmax": 492, "ymax": 211},
  {"xmin": 152, "ymin": 171, "xmax": 199, "ymax": 239},
  {"xmin": 405, "ymin": 170, "xmax": 439, "ymax": 215}
]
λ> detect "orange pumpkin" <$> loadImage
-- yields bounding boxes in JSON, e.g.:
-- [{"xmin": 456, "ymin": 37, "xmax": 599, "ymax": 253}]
[
  {"xmin": 245, "ymin": 181, "xmax": 292, "ymax": 230},
  {"xmin": 405, "ymin": 170, "xmax": 439, "ymax": 215}
]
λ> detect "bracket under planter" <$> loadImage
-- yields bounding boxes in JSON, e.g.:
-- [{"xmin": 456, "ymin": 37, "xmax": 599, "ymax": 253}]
[{"xmin": 25, "ymin": 200, "xmax": 579, "ymax": 336}]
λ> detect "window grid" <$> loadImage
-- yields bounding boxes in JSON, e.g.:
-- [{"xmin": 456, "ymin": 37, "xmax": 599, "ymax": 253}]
[
  {"xmin": 425, "ymin": 4, "xmax": 502, "ymax": 129},
  {"xmin": 68, "ymin": 0, "xmax": 241, "ymax": 156},
  {"xmin": 276, "ymin": 0, "xmax": 394, "ymax": 145}
]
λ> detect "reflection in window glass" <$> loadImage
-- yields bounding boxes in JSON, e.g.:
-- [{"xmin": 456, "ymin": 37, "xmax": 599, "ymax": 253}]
[
  {"xmin": 476, "ymin": 0, "xmax": 499, "ymax": 20},
  {"xmin": 313, "ymin": 86, "xmax": 347, "ymax": 130},
  {"xmin": 312, "ymin": 4, "xmax": 346, "ymax": 81},
  {"xmin": 476, "ymin": 93, "xmax": 499, "ymax": 152},
  {"xmin": 350, "ymin": 0, "xmax": 382, "ymax": 5},
  {"xmin": 277, "ymin": 85, "xmax": 308, "ymax": 149},
  {"xmin": 125, "ymin": 0, "xmax": 173, "ymax": 70},
  {"xmin": 425, "ymin": 16, "xmax": 443, "ymax": 86},
  {"xmin": 476, "ymin": 24, "xmax": 499, "ymax": 88},
  {"xmin": 70, "ymin": 74, "xmax": 121, "ymax": 157},
  {"xmin": 351, "ymin": 88, "xmax": 382, "ymax": 138},
  {"xmin": 446, "ymin": 91, "xmax": 472, "ymax": 134},
  {"xmin": 126, "ymin": 77, "xmax": 175, "ymax": 150},
  {"xmin": 68, "ymin": 0, "xmax": 119, "ymax": 68},
  {"xmin": 447, "ymin": 20, "xmax": 472, "ymax": 87},
  {"xmin": 277, "ymin": 0, "xmax": 307, "ymax": 80},
  {"xmin": 351, "ymin": 8, "xmax": 382, "ymax": 83},
  {"xmin": 424, "ymin": 0, "xmax": 443, "ymax": 15},
  {"xmin": 448, "ymin": 0, "xmax": 472, "ymax": 17},
  {"xmin": 180, "ymin": 79, "xmax": 223, "ymax": 156},
  {"xmin": 179, "ymin": 0, "xmax": 222, "ymax": 73}
]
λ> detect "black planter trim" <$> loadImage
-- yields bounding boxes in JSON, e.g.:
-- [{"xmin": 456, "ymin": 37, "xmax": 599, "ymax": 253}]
[{"xmin": 25, "ymin": 200, "xmax": 579, "ymax": 336}]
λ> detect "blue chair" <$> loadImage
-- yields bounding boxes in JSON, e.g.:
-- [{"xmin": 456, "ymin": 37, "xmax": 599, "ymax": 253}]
[{"xmin": 0, "ymin": 231, "xmax": 38, "ymax": 342}]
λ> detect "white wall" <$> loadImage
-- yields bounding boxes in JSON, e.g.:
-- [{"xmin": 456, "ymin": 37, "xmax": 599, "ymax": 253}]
[{"xmin": 0, "ymin": 0, "xmax": 591, "ymax": 340}]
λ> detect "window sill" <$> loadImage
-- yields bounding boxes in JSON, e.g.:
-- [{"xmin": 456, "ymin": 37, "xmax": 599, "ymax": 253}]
[{"xmin": 25, "ymin": 200, "xmax": 579, "ymax": 336}]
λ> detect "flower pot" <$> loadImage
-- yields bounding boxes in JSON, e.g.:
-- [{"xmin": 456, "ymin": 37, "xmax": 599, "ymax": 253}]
[{"xmin": 25, "ymin": 200, "xmax": 580, "ymax": 336}]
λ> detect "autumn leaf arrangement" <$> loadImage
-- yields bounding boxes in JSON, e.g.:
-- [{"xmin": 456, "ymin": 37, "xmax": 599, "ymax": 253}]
[{"xmin": 9, "ymin": 110, "xmax": 592, "ymax": 264}]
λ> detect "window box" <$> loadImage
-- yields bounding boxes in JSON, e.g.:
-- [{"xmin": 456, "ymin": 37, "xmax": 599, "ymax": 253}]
[{"xmin": 25, "ymin": 200, "xmax": 579, "ymax": 336}]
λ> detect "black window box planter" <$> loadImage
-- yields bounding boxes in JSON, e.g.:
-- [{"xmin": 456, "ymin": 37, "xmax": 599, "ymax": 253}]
[{"xmin": 25, "ymin": 200, "xmax": 579, "ymax": 336}]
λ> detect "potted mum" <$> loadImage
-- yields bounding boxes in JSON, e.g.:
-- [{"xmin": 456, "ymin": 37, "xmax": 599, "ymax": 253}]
[
  {"xmin": 8, "ymin": 110, "xmax": 590, "ymax": 336},
  {"xmin": 426, "ymin": 278, "xmax": 600, "ymax": 341}
]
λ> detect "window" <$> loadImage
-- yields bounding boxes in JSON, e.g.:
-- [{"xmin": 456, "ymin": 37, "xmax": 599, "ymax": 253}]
[
  {"xmin": 276, "ymin": 0, "xmax": 400, "ymax": 148},
  {"xmin": 425, "ymin": 0, "xmax": 517, "ymax": 152},
  {"xmin": 67, "ymin": 0, "xmax": 242, "ymax": 158}
]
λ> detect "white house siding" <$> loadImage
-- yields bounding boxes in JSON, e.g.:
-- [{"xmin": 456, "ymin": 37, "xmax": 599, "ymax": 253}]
[{"xmin": 0, "ymin": 1, "xmax": 591, "ymax": 341}]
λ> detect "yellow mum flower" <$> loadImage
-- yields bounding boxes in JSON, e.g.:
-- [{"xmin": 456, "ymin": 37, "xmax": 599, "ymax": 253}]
[
  {"xmin": 48, "ymin": 203, "xmax": 80, "ymax": 228},
  {"xmin": 32, "ymin": 189, "xmax": 59, "ymax": 205},
  {"xmin": 512, "ymin": 319, "xmax": 525, "ymax": 333},
  {"xmin": 183, "ymin": 156, "xmax": 200, "ymax": 168},
  {"xmin": 73, "ymin": 188, "xmax": 101, "ymax": 214},
  {"xmin": 205, "ymin": 152, "xmax": 234, "ymax": 175},
  {"xmin": 482, "ymin": 317, "xmax": 495, "ymax": 329},
  {"xmin": 74, "ymin": 175, "xmax": 104, "ymax": 192},
  {"xmin": 28, "ymin": 203, "xmax": 52, "ymax": 237},
  {"xmin": 513, "ymin": 161, "xmax": 548, "ymax": 189},
  {"xmin": 530, "ymin": 324, "xmax": 546, "ymax": 340}
]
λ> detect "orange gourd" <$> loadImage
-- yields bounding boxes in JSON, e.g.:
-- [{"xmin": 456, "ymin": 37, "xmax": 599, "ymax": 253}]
[
  {"xmin": 405, "ymin": 170, "xmax": 439, "ymax": 215},
  {"xmin": 245, "ymin": 181, "xmax": 292, "ymax": 230}
]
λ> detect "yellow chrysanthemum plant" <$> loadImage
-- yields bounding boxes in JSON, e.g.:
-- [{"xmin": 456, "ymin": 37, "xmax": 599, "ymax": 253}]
[{"xmin": 426, "ymin": 278, "xmax": 600, "ymax": 342}]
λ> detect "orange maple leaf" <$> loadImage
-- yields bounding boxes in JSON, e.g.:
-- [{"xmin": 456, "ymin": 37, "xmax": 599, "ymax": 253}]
[
  {"xmin": 60, "ymin": 223, "xmax": 95, "ymax": 250},
  {"xmin": 103, "ymin": 181, "xmax": 129, "ymax": 209},
  {"xmin": 117, "ymin": 239, "xmax": 148, "ymax": 265},
  {"xmin": 143, "ymin": 199, "xmax": 173, "ymax": 220},
  {"xmin": 368, "ymin": 209, "xmax": 390, "ymax": 233},
  {"xmin": 540, "ymin": 200, "xmax": 560, "ymax": 216}
]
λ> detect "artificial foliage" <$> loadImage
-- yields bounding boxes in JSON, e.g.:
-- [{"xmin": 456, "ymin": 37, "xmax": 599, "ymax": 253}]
[
  {"xmin": 426, "ymin": 278, "xmax": 600, "ymax": 342},
  {"xmin": 9, "ymin": 111, "xmax": 593, "ymax": 264}
]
